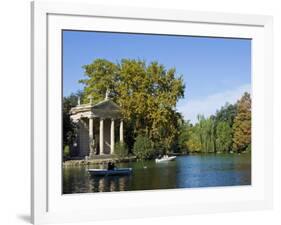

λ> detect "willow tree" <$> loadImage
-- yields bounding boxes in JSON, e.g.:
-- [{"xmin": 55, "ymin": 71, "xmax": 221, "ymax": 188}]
[
  {"xmin": 186, "ymin": 124, "xmax": 202, "ymax": 153},
  {"xmin": 80, "ymin": 58, "xmax": 185, "ymax": 152},
  {"xmin": 232, "ymin": 92, "xmax": 251, "ymax": 153},
  {"xmin": 196, "ymin": 115, "xmax": 216, "ymax": 153},
  {"xmin": 216, "ymin": 121, "xmax": 232, "ymax": 153}
]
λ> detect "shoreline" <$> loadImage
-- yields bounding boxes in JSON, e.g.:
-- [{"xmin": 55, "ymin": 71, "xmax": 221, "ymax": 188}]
[
  {"xmin": 63, "ymin": 155, "xmax": 137, "ymax": 167},
  {"xmin": 63, "ymin": 152, "xmax": 250, "ymax": 167}
]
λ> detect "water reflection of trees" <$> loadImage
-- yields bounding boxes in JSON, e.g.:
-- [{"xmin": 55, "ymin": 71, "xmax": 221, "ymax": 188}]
[
  {"xmin": 63, "ymin": 166, "xmax": 90, "ymax": 194},
  {"xmin": 130, "ymin": 161, "xmax": 177, "ymax": 190}
]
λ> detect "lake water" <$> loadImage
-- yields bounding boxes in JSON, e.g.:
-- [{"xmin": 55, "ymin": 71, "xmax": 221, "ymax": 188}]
[{"xmin": 63, "ymin": 153, "xmax": 251, "ymax": 194}]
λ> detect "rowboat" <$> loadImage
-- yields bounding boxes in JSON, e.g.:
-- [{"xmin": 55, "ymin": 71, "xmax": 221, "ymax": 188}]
[
  {"xmin": 88, "ymin": 168, "xmax": 133, "ymax": 176},
  {"xmin": 155, "ymin": 155, "xmax": 176, "ymax": 163}
]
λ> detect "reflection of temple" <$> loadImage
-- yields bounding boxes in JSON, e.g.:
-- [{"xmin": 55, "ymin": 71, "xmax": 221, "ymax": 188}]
[
  {"xmin": 93, "ymin": 176, "xmax": 128, "ymax": 192},
  {"xmin": 70, "ymin": 93, "xmax": 123, "ymax": 159}
]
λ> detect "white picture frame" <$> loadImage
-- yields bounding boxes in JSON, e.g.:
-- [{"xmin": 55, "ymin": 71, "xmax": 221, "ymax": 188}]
[{"xmin": 31, "ymin": 1, "xmax": 273, "ymax": 224}]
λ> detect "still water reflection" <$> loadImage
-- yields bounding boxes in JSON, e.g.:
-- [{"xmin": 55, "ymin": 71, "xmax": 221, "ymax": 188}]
[{"xmin": 63, "ymin": 153, "xmax": 251, "ymax": 194}]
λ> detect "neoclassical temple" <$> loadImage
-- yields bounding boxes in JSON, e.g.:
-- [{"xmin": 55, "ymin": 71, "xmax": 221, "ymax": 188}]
[{"xmin": 70, "ymin": 94, "xmax": 123, "ymax": 159}]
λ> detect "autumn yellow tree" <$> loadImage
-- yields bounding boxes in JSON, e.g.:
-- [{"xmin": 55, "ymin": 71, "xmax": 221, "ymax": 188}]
[
  {"xmin": 80, "ymin": 58, "xmax": 185, "ymax": 154},
  {"xmin": 232, "ymin": 92, "xmax": 251, "ymax": 153}
]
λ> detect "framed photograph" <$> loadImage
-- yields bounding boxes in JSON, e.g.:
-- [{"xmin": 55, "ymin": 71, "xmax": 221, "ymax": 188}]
[{"xmin": 31, "ymin": 1, "xmax": 273, "ymax": 224}]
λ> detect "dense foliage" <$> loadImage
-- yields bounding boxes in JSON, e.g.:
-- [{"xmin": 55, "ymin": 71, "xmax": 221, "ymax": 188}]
[
  {"xmin": 232, "ymin": 92, "xmax": 251, "ymax": 153},
  {"xmin": 179, "ymin": 92, "xmax": 251, "ymax": 154},
  {"xmin": 215, "ymin": 121, "xmax": 232, "ymax": 152},
  {"xmin": 114, "ymin": 142, "xmax": 129, "ymax": 159},
  {"xmin": 63, "ymin": 91, "xmax": 83, "ymax": 156},
  {"xmin": 132, "ymin": 135, "xmax": 155, "ymax": 160},
  {"xmin": 80, "ymin": 59, "xmax": 185, "ymax": 154}
]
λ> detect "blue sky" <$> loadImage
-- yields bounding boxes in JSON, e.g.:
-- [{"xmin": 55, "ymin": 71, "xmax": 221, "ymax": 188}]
[{"xmin": 63, "ymin": 30, "xmax": 251, "ymax": 123}]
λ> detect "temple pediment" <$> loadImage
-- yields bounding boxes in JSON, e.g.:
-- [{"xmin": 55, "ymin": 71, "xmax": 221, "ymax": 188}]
[
  {"xmin": 92, "ymin": 99, "xmax": 121, "ymax": 119},
  {"xmin": 92, "ymin": 99, "xmax": 120, "ymax": 111},
  {"xmin": 70, "ymin": 98, "xmax": 122, "ymax": 120}
]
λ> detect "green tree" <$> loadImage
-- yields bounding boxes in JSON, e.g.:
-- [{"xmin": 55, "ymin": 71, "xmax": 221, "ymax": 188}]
[
  {"xmin": 215, "ymin": 103, "xmax": 237, "ymax": 126},
  {"xmin": 79, "ymin": 59, "xmax": 119, "ymax": 103},
  {"xmin": 186, "ymin": 124, "xmax": 202, "ymax": 153},
  {"xmin": 63, "ymin": 92, "xmax": 83, "ymax": 154},
  {"xmin": 232, "ymin": 92, "xmax": 251, "ymax": 153},
  {"xmin": 133, "ymin": 135, "xmax": 155, "ymax": 160},
  {"xmin": 63, "ymin": 145, "xmax": 70, "ymax": 159},
  {"xmin": 178, "ymin": 120, "xmax": 192, "ymax": 153},
  {"xmin": 216, "ymin": 121, "xmax": 232, "ymax": 152},
  {"xmin": 114, "ymin": 142, "xmax": 129, "ymax": 159},
  {"xmin": 196, "ymin": 115, "xmax": 216, "ymax": 153}
]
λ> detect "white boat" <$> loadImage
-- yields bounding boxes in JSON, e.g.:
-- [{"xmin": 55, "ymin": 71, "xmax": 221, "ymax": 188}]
[
  {"xmin": 155, "ymin": 155, "xmax": 176, "ymax": 163},
  {"xmin": 88, "ymin": 168, "xmax": 132, "ymax": 176}
]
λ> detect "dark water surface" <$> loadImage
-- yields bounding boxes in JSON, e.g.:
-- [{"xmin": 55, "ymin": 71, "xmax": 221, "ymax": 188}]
[{"xmin": 63, "ymin": 153, "xmax": 251, "ymax": 194}]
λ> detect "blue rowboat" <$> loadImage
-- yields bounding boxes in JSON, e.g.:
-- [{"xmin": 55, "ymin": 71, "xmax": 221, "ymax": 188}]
[{"xmin": 88, "ymin": 168, "xmax": 132, "ymax": 176}]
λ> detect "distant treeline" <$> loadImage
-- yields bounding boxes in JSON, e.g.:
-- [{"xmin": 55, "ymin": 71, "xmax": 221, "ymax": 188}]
[{"xmin": 178, "ymin": 92, "xmax": 251, "ymax": 154}]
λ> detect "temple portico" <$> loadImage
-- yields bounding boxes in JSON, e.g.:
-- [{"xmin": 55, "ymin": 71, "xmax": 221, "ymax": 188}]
[{"xmin": 70, "ymin": 95, "xmax": 123, "ymax": 159}]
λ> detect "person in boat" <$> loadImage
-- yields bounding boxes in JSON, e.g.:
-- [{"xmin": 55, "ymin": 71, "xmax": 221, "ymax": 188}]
[{"xmin": 107, "ymin": 161, "xmax": 115, "ymax": 170}]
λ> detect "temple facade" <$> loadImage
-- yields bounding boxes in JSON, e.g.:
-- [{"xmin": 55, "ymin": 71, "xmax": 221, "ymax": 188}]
[{"xmin": 70, "ymin": 95, "xmax": 123, "ymax": 159}]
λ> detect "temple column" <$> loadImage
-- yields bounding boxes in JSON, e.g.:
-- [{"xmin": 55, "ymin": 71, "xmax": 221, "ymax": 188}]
[
  {"xmin": 88, "ymin": 116, "xmax": 94, "ymax": 158},
  {"xmin": 120, "ymin": 119, "xmax": 124, "ymax": 143},
  {"xmin": 110, "ymin": 119, "xmax": 115, "ymax": 154},
  {"xmin": 99, "ymin": 118, "xmax": 104, "ymax": 155}
]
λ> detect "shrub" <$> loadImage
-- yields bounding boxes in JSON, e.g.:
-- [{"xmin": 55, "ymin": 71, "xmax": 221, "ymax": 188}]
[
  {"xmin": 245, "ymin": 143, "xmax": 251, "ymax": 152},
  {"xmin": 133, "ymin": 135, "xmax": 155, "ymax": 160},
  {"xmin": 63, "ymin": 145, "xmax": 70, "ymax": 158},
  {"xmin": 114, "ymin": 142, "xmax": 128, "ymax": 158}
]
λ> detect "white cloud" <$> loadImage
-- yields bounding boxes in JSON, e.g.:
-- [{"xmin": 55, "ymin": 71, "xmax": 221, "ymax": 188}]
[{"xmin": 177, "ymin": 84, "xmax": 251, "ymax": 124}]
